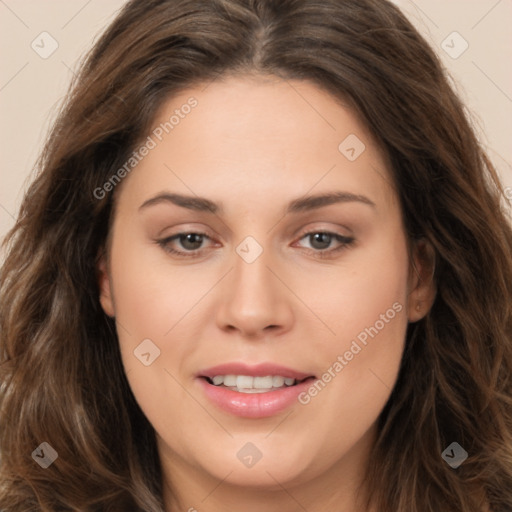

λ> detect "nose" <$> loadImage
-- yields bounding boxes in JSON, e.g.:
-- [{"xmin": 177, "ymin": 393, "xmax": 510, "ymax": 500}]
[{"xmin": 215, "ymin": 247, "xmax": 294, "ymax": 339}]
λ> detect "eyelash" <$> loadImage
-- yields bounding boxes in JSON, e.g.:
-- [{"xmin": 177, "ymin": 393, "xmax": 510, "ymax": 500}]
[{"xmin": 156, "ymin": 230, "xmax": 355, "ymax": 259}]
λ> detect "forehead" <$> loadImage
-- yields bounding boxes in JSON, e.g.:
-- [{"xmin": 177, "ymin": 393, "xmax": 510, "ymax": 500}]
[{"xmin": 114, "ymin": 75, "xmax": 398, "ymax": 215}]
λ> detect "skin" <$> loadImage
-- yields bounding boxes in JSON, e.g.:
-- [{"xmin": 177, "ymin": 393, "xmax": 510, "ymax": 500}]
[{"xmin": 98, "ymin": 75, "xmax": 435, "ymax": 512}]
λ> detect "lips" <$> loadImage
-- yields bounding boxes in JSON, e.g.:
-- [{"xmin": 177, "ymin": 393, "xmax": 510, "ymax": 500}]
[{"xmin": 196, "ymin": 362, "xmax": 316, "ymax": 418}]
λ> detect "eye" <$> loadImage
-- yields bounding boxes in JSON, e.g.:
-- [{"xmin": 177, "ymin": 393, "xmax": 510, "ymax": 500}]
[
  {"xmin": 295, "ymin": 231, "xmax": 355, "ymax": 257},
  {"xmin": 156, "ymin": 230, "xmax": 355, "ymax": 259},
  {"xmin": 156, "ymin": 232, "xmax": 213, "ymax": 257}
]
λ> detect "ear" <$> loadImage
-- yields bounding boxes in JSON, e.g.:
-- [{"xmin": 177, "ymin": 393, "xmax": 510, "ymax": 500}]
[
  {"xmin": 96, "ymin": 249, "xmax": 115, "ymax": 318},
  {"xmin": 407, "ymin": 238, "xmax": 436, "ymax": 322}
]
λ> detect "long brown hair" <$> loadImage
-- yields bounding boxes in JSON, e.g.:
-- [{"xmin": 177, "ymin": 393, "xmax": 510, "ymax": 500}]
[{"xmin": 1, "ymin": 0, "xmax": 511, "ymax": 510}]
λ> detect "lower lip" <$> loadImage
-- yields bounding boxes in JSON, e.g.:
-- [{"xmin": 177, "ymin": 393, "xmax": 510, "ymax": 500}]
[{"xmin": 197, "ymin": 377, "xmax": 315, "ymax": 418}]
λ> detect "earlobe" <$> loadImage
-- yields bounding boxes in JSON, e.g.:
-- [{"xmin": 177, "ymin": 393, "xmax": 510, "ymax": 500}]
[
  {"xmin": 407, "ymin": 239, "xmax": 436, "ymax": 322},
  {"xmin": 96, "ymin": 250, "xmax": 115, "ymax": 318}
]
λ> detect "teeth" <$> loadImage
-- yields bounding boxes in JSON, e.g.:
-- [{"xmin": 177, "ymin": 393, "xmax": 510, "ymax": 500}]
[
  {"xmin": 208, "ymin": 374, "xmax": 298, "ymax": 392},
  {"xmin": 254, "ymin": 376, "xmax": 273, "ymax": 389},
  {"xmin": 272, "ymin": 376, "xmax": 285, "ymax": 387},
  {"xmin": 236, "ymin": 375, "xmax": 253, "ymax": 389},
  {"xmin": 212, "ymin": 375, "xmax": 224, "ymax": 386},
  {"xmin": 223, "ymin": 375, "xmax": 237, "ymax": 386}
]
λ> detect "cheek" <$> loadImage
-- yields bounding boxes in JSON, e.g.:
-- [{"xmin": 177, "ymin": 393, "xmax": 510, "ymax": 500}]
[
  {"xmin": 106, "ymin": 229, "xmax": 195, "ymax": 394},
  {"xmin": 303, "ymin": 303, "xmax": 408, "ymax": 462},
  {"xmin": 107, "ymin": 238, "xmax": 201, "ymax": 433},
  {"xmin": 298, "ymin": 231, "xmax": 410, "ymax": 434},
  {"xmin": 108, "ymin": 228, "xmax": 208, "ymax": 342},
  {"xmin": 315, "ymin": 227, "xmax": 410, "ymax": 351}
]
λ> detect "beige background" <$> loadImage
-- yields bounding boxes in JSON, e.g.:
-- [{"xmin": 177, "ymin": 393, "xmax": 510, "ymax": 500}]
[{"xmin": 1, "ymin": 0, "xmax": 511, "ymax": 252}]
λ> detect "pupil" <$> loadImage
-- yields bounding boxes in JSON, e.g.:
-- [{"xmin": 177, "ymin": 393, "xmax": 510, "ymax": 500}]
[
  {"xmin": 181, "ymin": 233, "xmax": 203, "ymax": 250},
  {"xmin": 311, "ymin": 233, "xmax": 331, "ymax": 250}
]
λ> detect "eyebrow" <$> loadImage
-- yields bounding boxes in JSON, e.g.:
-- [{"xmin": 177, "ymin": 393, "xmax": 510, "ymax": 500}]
[{"xmin": 138, "ymin": 191, "xmax": 376, "ymax": 214}]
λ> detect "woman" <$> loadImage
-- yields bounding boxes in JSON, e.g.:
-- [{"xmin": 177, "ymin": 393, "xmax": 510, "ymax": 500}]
[{"xmin": 1, "ymin": 0, "xmax": 511, "ymax": 510}]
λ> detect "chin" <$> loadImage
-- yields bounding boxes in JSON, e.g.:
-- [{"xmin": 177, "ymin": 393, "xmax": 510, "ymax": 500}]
[
  {"xmin": 196, "ymin": 443, "xmax": 317, "ymax": 489},
  {"xmin": 213, "ymin": 463, "xmax": 306, "ymax": 489}
]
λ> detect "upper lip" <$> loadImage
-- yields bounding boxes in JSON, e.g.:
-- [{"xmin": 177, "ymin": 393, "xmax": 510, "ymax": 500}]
[{"xmin": 198, "ymin": 362, "xmax": 314, "ymax": 381}]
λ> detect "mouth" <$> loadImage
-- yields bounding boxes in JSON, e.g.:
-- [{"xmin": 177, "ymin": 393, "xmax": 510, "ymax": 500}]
[
  {"xmin": 197, "ymin": 363, "xmax": 316, "ymax": 418},
  {"xmin": 201, "ymin": 374, "xmax": 313, "ymax": 393}
]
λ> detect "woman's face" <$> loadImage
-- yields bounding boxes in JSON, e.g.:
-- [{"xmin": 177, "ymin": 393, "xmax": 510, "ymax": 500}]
[{"xmin": 99, "ymin": 75, "xmax": 433, "ymax": 505}]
